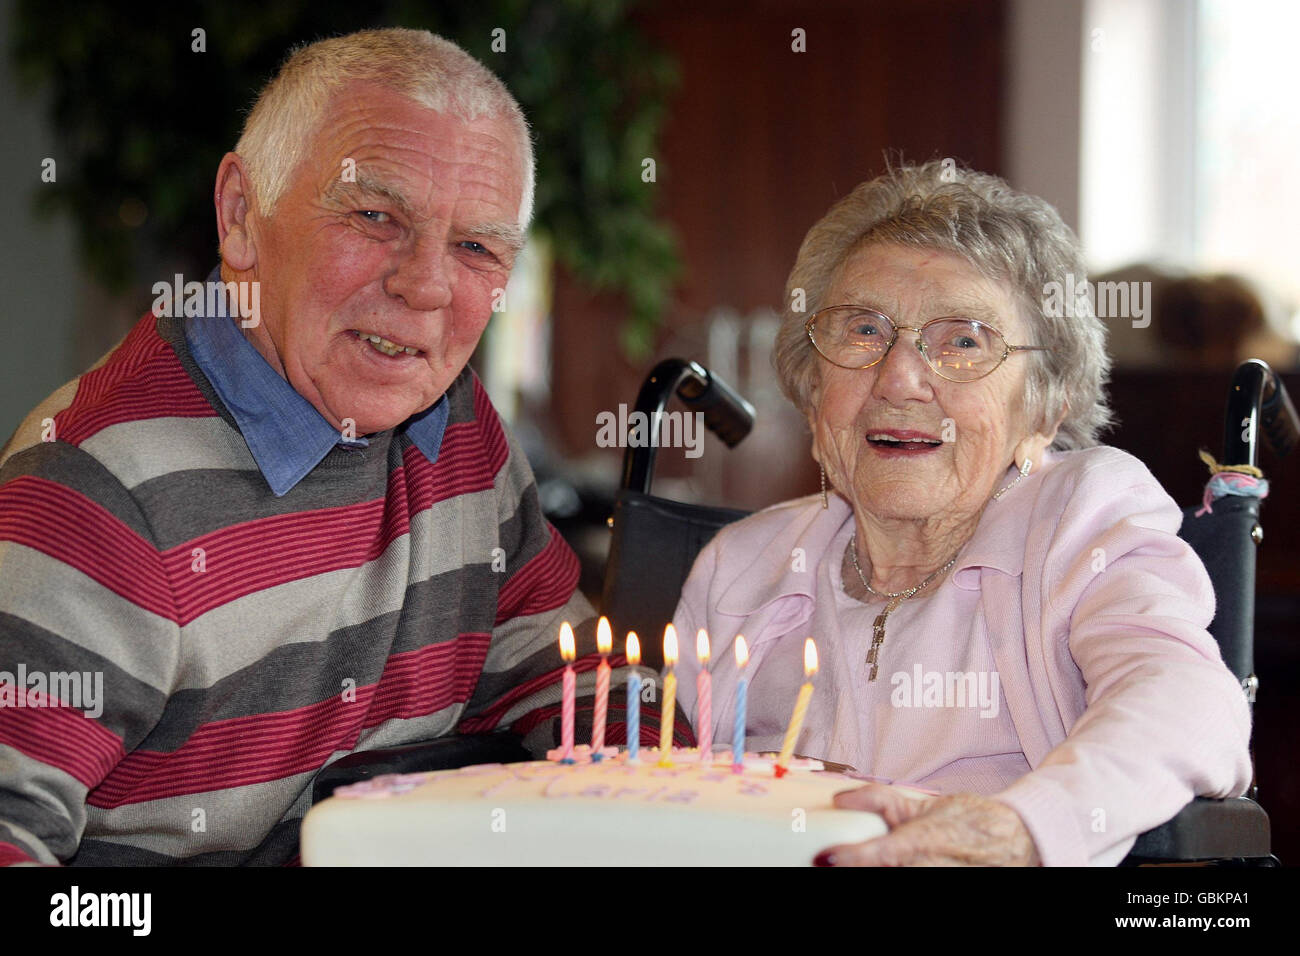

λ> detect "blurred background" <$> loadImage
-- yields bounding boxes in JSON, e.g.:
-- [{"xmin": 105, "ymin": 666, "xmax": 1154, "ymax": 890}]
[{"xmin": 2, "ymin": 0, "xmax": 1296, "ymax": 861}]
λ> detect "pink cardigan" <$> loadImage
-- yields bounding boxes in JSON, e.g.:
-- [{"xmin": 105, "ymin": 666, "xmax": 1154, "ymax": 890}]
[{"xmin": 672, "ymin": 445, "xmax": 1253, "ymax": 865}]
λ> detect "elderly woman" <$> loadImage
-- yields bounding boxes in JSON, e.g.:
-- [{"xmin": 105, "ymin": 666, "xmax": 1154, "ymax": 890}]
[{"xmin": 671, "ymin": 161, "xmax": 1252, "ymax": 866}]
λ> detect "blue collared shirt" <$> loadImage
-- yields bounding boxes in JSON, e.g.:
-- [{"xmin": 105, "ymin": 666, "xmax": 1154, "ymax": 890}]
[{"xmin": 183, "ymin": 268, "xmax": 448, "ymax": 496}]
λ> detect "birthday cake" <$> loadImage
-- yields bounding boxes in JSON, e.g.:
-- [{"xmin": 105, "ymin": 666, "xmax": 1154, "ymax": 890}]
[{"xmin": 300, "ymin": 751, "xmax": 897, "ymax": 866}]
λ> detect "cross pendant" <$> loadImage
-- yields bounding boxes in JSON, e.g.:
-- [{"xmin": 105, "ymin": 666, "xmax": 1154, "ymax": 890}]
[{"xmin": 866, "ymin": 596, "xmax": 903, "ymax": 682}]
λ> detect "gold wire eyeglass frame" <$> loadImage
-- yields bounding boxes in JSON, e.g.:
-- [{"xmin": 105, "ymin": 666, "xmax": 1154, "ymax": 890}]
[{"xmin": 805, "ymin": 306, "xmax": 1053, "ymax": 382}]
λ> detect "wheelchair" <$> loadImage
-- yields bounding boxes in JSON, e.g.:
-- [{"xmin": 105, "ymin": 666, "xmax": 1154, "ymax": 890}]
[{"xmin": 314, "ymin": 357, "xmax": 1297, "ymax": 866}]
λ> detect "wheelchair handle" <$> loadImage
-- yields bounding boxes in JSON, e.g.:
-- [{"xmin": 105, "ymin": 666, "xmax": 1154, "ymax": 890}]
[
  {"xmin": 620, "ymin": 358, "xmax": 757, "ymax": 495},
  {"xmin": 1223, "ymin": 359, "xmax": 1299, "ymax": 467}
]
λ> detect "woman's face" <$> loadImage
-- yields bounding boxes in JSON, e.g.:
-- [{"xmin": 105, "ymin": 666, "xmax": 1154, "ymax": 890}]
[{"xmin": 809, "ymin": 243, "xmax": 1056, "ymax": 525}]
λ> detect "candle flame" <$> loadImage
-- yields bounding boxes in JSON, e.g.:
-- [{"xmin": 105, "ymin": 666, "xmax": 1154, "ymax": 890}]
[
  {"xmin": 559, "ymin": 621, "xmax": 575, "ymax": 662},
  {"xmin": 596, "ymin": 616, "xmax": 612, "ymax": 655},
  {"xmin": 804, "ymin": 637, "xmax": 819, "ymax": 676},
  {"xmin": 626, "ymin": 632, "xmax": 641, "ymax": 667},
  {"xmin": 696, "ymin": 628, "xmax": 711, "ymax": 664},
  {"xmin": 734, "ymin": 634, "xmax": 749, "ymax": 668},
  {"xmin": 663, "ymin": 623, "xmax": 678, "ymax": 667}
]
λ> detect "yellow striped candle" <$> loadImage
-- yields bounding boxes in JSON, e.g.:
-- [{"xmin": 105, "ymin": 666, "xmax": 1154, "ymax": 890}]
[
  {"xmin": 774, "ymin": 638, "xmax": 818, "ymax": 778},
  {"xmin": 657, "ymin": 624, "xmax": 678, "ymax": 766}
]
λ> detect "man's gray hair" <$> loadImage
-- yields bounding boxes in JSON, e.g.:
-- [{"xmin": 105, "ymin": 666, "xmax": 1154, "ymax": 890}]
[
  {"xmin": 773, "ymin": 160, "xmax": 1112, "ymax": 450},
  {"xmin": 234, "ymin": 28, "xmax": 535, "ymax": 228}
]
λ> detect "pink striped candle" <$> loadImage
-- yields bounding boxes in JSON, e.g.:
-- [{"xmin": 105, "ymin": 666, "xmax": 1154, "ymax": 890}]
[
  {"xmin": 592, "ymin": 617, "xmax": 613, "ymax": 754},
  {"xmin": 559, "ymin": 622, "xmax": 576, "ymax": 762},
  {"xmin": 695, "ymin": 629, "xmax": 712, "ymax": 761}
]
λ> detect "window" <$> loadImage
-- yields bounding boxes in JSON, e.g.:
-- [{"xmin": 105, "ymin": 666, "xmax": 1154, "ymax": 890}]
[{"xmin": 1080, "ymin": 0, "xmax": 1299, "ymax": 341}]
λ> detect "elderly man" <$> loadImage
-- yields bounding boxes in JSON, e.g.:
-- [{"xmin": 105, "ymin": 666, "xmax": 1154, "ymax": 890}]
[{"xmin": 0, "ymin": 29, "xmax": 648, "ymax": 866}]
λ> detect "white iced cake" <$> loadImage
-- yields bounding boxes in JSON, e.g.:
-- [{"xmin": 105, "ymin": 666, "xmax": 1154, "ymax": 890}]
[{"xmin": 301, "ymin": 750, "xmax": 895, "ymax": 866}]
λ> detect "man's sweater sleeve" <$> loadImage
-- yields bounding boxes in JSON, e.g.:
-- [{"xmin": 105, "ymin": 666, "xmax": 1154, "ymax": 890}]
[
  {"xmin": 0, "ymin": 442, "xmax": 178, "ymax": 865},
  {"xmin": 993, "ymin": 470, "xmax": 1253, "ymax": 866}
]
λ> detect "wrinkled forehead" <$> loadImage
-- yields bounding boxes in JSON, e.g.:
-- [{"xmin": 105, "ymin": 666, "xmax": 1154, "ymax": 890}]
[
  {"xmin": 302, "ymin": 80, "xmax": 523, "ymax": 201},
  {"xmin": 827, "ymin": 242, "xmax": 1032, "ymax": 338}
]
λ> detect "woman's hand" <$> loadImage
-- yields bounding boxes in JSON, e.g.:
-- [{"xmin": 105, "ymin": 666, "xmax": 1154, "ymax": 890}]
[{"xmin": 814, "ymin": 783, "xmax": 1041, "ymax": 866}]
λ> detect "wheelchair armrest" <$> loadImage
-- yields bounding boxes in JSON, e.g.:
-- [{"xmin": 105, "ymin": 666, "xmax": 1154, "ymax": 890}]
[
  {"xmin": 1122, "ymin": 796, "xmax": 1272, "ymax": 863},
  {"xmin": 311, "ymin": 734, "xmax": 532, "ymax": 804}
]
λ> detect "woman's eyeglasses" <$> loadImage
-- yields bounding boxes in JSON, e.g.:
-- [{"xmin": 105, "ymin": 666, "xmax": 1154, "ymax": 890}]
[{"xmin": 805, "ymin": 305, "xmax": 1052, "ymax": 383}]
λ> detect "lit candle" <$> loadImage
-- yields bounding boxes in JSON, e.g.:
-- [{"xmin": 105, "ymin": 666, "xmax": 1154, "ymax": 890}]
[
  {"xmin": 591, "ymin": 617, "xmax": 613, "ymax": 758},
  {"xmin": 626, "ymin": 632, "xmax": 642, "ymax": 763},
  {"xmin": 559, "ymin": 621, "xmax": 576, "ymax": 763},
  {"xmin": 774, "ymin": 638, "xmax": 819, "ymax": 778},
  {"xmin": 732, "ymin": 635, "xmax": 749, "ymax": 773},
  {"xmin": 658, "ymin": 624, "xmax": 678, "ymax": 766},
  {"xmin": 696, "ymin": 629, "xmax": 712, "ymax": 762}
]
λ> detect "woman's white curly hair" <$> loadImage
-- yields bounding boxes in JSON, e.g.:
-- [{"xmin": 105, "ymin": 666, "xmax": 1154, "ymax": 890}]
[{"xmin": 773, "ymin": 160, "xmax": 1112, "ymax": 450}]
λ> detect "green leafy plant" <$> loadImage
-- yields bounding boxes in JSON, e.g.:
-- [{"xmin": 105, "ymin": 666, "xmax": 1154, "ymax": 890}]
[{"xmin": 10, "ymin": 0, "xmax": 680, "ymax": 357}]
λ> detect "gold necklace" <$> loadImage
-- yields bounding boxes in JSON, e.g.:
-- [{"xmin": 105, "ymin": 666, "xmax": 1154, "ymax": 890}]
[{"xmin": 849, "ymin": 533, "xmax": 960, "ymax": 681}]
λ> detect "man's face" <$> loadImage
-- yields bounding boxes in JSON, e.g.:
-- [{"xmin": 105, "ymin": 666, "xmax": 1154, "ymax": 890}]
[{"xmin": 237, "ymin": 81, "xmax": 524, "ymax": 434}]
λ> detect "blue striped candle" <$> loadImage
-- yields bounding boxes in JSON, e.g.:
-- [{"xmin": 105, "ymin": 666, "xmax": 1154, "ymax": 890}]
[
  {"xmin": 626, "ymin": 632, "xmax": 642, "ymax": 762},
  {"xmin": 732, "ymin": 634, "xmax": 749, "ymax": 770},
  {"xmin": 732, "ymin": 676, "xmax": 747, "ymax": 770}
]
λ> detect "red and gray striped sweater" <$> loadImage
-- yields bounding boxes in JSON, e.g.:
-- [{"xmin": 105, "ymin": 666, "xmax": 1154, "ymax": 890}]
[{"xmin": 0, "ymin": 313, "xmax": 680, "ymax": 865}]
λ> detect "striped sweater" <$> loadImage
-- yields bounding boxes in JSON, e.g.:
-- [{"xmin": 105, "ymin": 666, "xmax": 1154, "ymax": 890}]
[{"xmin": 0, "ymin": 312, "xmax": 678, "ymax": 866}]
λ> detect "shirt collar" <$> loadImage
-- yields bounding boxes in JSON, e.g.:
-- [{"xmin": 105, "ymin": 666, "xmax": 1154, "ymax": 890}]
[
  {"xmin": 713, "ymin": 496, "xmax": 839, "ymax": 619},
  {"xmin": 949, "ymin": 454, "xmax": 1055, "ymax": 588},
  {"xmin": 712, "ymin": 454, "xmax": 1051, "ymax": 614},
  {"xmin": 183, "ymin": 266, "xmax": 448, "ymax": 496}
]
